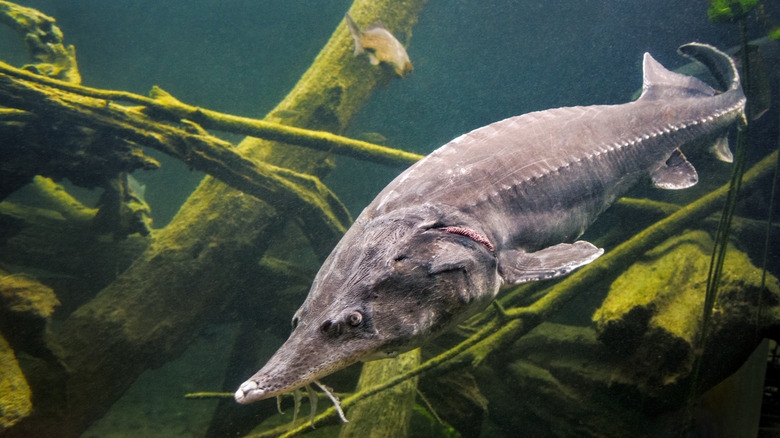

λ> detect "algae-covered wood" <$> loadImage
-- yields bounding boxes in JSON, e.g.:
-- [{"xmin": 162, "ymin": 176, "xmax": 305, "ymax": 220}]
[
  {"xmin": 0, "ymin": 335, "xmax": 31, "ymax": 432},
  {"xmin": 338, "ymin": 350, "xmax": 420, "ymax": 438},
  {"xmin": 0, "ymin": 1, "xmax": 427, "ymax": 437}
]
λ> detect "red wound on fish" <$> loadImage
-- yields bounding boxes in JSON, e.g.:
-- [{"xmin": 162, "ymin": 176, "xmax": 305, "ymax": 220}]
[{"xmin": 441, "ymin": 226, "xmax": 494, "ymax": 252}]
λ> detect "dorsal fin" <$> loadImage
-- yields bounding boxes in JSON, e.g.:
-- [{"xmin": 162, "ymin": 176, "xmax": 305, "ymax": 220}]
[{"xmin": 639, "ymin": 52, "xmax": 716, "ymax": 100}]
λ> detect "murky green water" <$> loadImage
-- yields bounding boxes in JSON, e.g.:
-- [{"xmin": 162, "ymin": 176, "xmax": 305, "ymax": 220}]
[{"xmin": 1, "ymin": 1, "xmax": 779, "ymax": 437}]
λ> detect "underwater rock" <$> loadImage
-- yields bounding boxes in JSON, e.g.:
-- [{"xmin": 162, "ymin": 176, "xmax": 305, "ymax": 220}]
[
  {"xmin": 473, "ymin": 230, "xmax": 779, "ymax": 437},
  {"xmin": 0, "ymin": 334, "xmax": 31, "ymax": 432},
  {"xmin": 593, "ymin": 229, "xmax": 780, "ymax": 399}
]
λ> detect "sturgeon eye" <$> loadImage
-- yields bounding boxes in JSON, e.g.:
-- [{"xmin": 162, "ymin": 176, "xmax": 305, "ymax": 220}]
[
  {"xmin": 348, "ymin": 311, "xmax": 363, "ymax": 327},
  {"xmin": 291, "ymin": 315, "xmax": 299, "ymax": 329}
]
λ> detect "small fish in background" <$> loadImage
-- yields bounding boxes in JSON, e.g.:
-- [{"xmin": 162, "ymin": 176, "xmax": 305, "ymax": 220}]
[
  {"xmin": 126, "ymin": 173, "xmax": 146, "ymax": 202},
  {"xmin": 93, "ymin": 172, "xmax": 153, "ymax": 239},
  {"xmin": 345, "ymin": 12, "xmax": 413, "ymax": 78},
  {"xmin": 123, "ymin": 173, "xmax": 153, "ymax": 236},
  {"xmin": 355, "ymin": 131, "xmax": 387, "ymax": 144}
]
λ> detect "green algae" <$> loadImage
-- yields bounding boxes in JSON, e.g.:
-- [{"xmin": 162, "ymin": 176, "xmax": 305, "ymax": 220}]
[
  {"xmin": 707, "ymin": 0, "xmax": 760, "ymax": 23},
  {"xmin": 593, "ymin": 230, "xmax": 780, "ymax": 393},
  {"xmin": 0, "ymin": 335, "xmax": 31, "ymax": 432}
]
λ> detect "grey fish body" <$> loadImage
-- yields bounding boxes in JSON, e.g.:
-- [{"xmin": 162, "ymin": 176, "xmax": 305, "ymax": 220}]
[
  {"xmin": 373, "ymin": 90, "xmax": 740, "ymax": 254},
  {"xmin": 235, "ymin": 43, "xmax": 745, "ymax": 406}
]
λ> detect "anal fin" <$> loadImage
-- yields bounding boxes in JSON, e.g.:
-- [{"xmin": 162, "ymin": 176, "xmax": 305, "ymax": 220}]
[
  {"xmin": 497, "ymin": 241, "xmax": 603, "ymax": 284},
  {"xmin": 651, "ymin": 148, "xmax": 698, "ymax": 190}
]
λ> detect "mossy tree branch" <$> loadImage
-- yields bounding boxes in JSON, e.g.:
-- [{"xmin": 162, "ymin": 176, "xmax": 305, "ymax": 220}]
[
  {"xmin": 0, "ymin": 61, "xmax": 423, "ymax": 169},
  {"xmin": 0, "ymin": 71, "xmax": 352, "ymax": 253},
  {"xmin": 3, "ymin": 1, "xmax": 429, "ymax": 437}
]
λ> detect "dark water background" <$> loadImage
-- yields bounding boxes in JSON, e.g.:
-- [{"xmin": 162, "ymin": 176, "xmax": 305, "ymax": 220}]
[{"xmin": 2, "ymin": 0, "xmax": 776, "ymax": 436}]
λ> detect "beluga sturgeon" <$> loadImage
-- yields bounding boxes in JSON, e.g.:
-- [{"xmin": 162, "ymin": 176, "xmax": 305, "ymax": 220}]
[{"xmin": 235, "ymin": 43, "xmax": 746, "ymax": 414}]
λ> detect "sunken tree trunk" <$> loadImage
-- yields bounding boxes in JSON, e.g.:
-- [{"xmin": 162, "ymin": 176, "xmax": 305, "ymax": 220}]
[
  {"xmin": 338, "ymin": 350, "xmax": 421, "ymax": 438},
  {"xmin": 5, "ymin": 1, "xmax": 427, "ymax": 437}
]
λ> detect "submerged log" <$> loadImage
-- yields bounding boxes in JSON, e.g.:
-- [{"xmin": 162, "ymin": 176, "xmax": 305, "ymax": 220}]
[
  {"xmin": 593, "ymin": 229, "xmax": 780, "ymax": 402},
  {"xmin": 24, "ymin": 176, "xmax": 97, "ymax": 224},
  {"xmin": 475, "ymin": 230, "xmax": 780, "ymax": 437},
  {"xmin": 417, "ymin": 368, "xmax": 488, "ymax": 437},
  {"xmin": 0, "ymin": 70, "xmax": 351, "ymax": 251},
  {"xmin": 480, "ymin": 227, "xmax": 780, "ymax": 437},
  {"xmin": 3, "ymin": 1, "xmax": 428, "ymax": 437},
  {"xmin": 0, "ymin": 266, "xmax": 57, "ymax": 433},
  {"xmin": 0, "ymin": 65, "xmax": 422, "ymax": 171},
  {"xmin": 338, "ymin": 350, "xmax": 421, "ymax": 438},
  {"xmin": 0, "ymin": 0, "xmax": 80, "ymax": 84},
  {"xmin": 0, "ymin": 1, "xmax": 97, "ymax": 199},
  {"xmin": 471, "ymin": 152, "xmax": 780, "ymax": 436},
  {"xmin": 0, "ymin": 334, "xmax": 30, "ymax": 433},
  {"xmin": 0, "ymin": 271, "xmax": 59, "ymax": 357},
  {"xmin": 0, "ymin": 196, "xmax": 150, "ymax": 316}
]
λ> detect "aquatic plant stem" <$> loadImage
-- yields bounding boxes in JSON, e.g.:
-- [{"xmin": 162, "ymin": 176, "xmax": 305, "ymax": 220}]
[
  {"xmin": 0, "ymin": 61, "xmax": 423, "ymax": 169},
  {"xmin": 690, "ymin": 27, "xmax": 752, "ymax": 424},
  {"xmin": 678, "ymin": 22, "xmax": 753, "ymax": 437},
  {"xmin": 699, "ymin": 126, "xmax": 748, "ymax": 345},
  {"xmin": 760, "ymin": 112, "xmax": 780, "ymax": 291},
  {"xmin": 183, "ymin": 392, "xmax": 234, "ymax": 399}
]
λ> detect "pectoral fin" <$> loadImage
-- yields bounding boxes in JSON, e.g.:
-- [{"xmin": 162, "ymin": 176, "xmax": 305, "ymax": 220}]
[
  {"xmin": 497, "ymin": 241, "xmax": 603, "ymax": 284},
  {"xmin": 651, "ymin": 148, "xmax": 698, "ymax": 189}
]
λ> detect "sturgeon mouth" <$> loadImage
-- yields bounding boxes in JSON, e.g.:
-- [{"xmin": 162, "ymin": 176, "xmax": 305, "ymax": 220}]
[
  {"xmin": 234, "ymin": 353, "xmax": 360, "ymax": 405},
  {"xmin": 233, "ymin": 325, "xmax": 381, "ymax": 404},
  {"xmin": 234, "ymin": 379, "xmax": 289, "ymax": 404}
]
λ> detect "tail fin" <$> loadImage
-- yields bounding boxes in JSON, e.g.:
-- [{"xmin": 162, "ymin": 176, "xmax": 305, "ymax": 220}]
[
  {"xmin": 345, "ymin": 13, "xmax": 364, "ymax": 56},
  {"xmin": 677, "ymin": 42, "xmax": 742, "ymax": 94}
]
